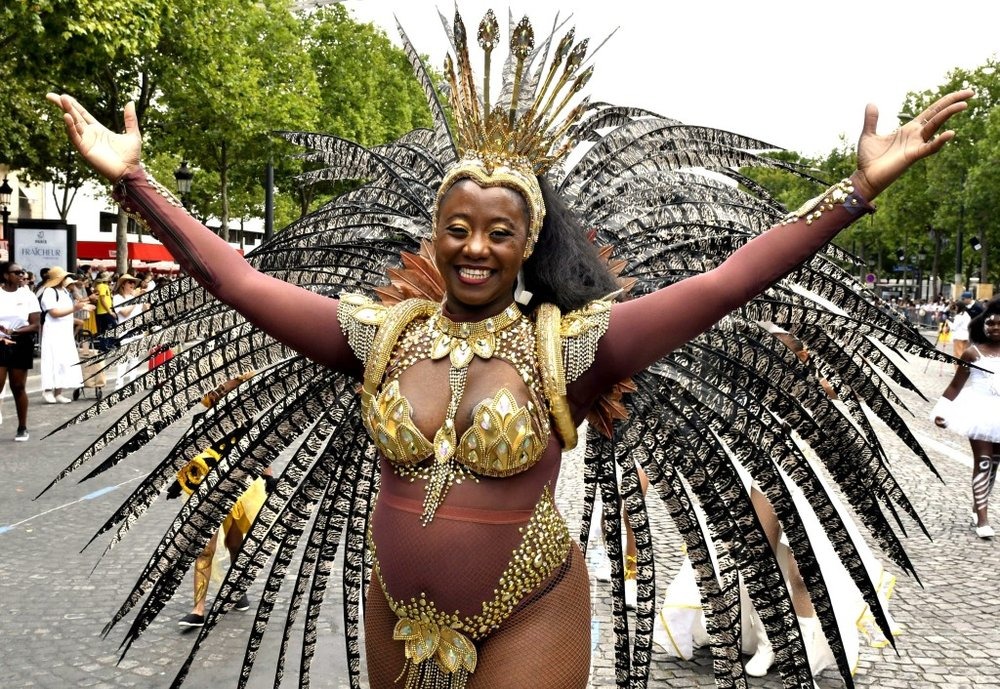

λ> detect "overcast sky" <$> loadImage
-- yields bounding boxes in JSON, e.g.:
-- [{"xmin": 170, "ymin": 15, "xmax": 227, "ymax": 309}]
[{"xmin": 343, "ymin": 0, "xmax": 998, "ymax": 158}]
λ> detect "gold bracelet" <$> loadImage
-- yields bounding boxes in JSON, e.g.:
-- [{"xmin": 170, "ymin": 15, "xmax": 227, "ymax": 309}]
[{"xmin": 782, "ymin": 178, "xmax": 874, "ymax": 225}]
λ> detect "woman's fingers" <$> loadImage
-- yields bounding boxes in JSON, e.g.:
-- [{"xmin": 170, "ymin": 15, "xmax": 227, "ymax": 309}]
[
  {"xmin": 123, "ymin": 101, "xmax": 139, "ymax": 136},
  {"xmin": 917, "ymin": 89, "xmax": 974, "ymax": 137}
]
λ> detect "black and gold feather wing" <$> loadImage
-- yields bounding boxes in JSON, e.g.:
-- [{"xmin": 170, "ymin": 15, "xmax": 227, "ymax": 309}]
[{"xmin": 46, "ymin": 13, "xmax": 947, "ymax": 689}]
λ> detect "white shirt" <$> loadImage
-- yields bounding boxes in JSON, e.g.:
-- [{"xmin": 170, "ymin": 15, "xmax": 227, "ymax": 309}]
[
  {"xmin": 113, "ymin": 293, "xmax": 142, "ymax": 322},
  {"xmin": 0, "ymin": 287, "xmax": 41, "ymax": 332},
  {"xmin": 952, "ymin": 310, "xmax": 972, "ymax": 341}
]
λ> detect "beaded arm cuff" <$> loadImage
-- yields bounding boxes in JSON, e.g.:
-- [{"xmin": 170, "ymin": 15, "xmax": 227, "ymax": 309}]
[
  {"xmin": 336, "ymin": 293, "xmax": 388, "ymax": 365},
  {"xmin": 781, "ymin": 178, "xmax": 875, "ymax": 226}
]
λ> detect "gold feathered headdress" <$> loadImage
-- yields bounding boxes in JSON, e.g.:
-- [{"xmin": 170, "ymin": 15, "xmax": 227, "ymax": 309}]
[{"xmin": 434, "ymin": 9, "xmax": 594, "ymax": 258}]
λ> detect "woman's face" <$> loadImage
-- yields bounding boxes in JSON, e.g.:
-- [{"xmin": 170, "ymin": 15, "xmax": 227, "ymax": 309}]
[
  {"xmin": 119, "ymin": 280, "xmax": 136, "ymax": 295},
  {"xmin": 985, "ymin": 314, "xmax": 1000, "ymax": 342},
  {"xmin": 3, "ymin": 264, "xmax": 25, "ymax": 289},
  {"xmin": 434, "ymin": 179, "xmax": 529, "ymax": 318}
]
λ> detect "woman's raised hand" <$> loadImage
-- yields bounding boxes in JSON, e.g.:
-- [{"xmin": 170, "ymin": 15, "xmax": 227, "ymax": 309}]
[
  {"xmin": 853, "ymin": 89, "xmax": 974, "ymax": 200},
  {"xmin": 46, "ymin": 94, "xmax": 142, "ymax": 183}
]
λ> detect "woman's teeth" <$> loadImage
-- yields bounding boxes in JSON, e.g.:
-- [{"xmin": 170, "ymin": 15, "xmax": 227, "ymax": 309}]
[{"xmin": 459, "ymin": 267, "xmax": 491, "ymax": 280}]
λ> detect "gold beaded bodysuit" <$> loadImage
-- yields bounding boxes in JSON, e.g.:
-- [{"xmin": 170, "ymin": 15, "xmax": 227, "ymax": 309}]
[{"xmin": 339, "ymin": 293, "xmax": 610, "ymax": 687}]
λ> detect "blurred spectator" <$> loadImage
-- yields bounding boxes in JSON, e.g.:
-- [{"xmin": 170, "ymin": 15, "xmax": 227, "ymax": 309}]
[
  {"xmin": 0, "ymin": 261, "xmax": 41, "ymax": 441},
  {"xmin": 138, "ymin": 272, "xmax": 157, "ymax": 293},
  {"xmin": 69, "ymin": 275, "xmax": 92, "ymax": 337},
  {"xmin": 92, "ymin": 271, "xmax": 116, "ymax": 334},
  {"xmin": 952, "ymin": 292, "xmax": 976, "ymax": 359},
  {"xmin": 112, "ymin": 274, "xmax": 142, "ymax": 322},
  {"xmin": 37, "ymin": 267, "xmax": 92, "ymax": 403},
  {"xmin": 964, "ymin": 290, "xmax": 986, "ymax": 320},
  {"xmin": 113, "ymin": 274, "xmax": 144, "ymax": 389}
]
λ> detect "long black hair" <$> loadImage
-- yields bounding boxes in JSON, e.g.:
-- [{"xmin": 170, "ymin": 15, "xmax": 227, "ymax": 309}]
[
  {"xmin": 521, "ymin": 176, "xmax": 620, "ymax": 313},
  {"xmin": 969, "ymin": 295, "xmax": 1000, "ymax": 344}
]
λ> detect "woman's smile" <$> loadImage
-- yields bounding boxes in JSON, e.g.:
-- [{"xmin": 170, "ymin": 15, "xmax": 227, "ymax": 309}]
[{"xmin": 456, "ymin": 265, "xmax": 494, "ymax": 283}]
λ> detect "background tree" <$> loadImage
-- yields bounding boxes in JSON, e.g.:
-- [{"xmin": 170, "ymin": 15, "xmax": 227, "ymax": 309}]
[
  {"xmin": 5, "ymin": 0, "xmax": 435, "ymax": 256},
  {"xmin": 888, "ymin": 61, "xmax": 1000, "ymax": 297},
  {"xmin": 294, "ymin": 4, "xmax": 434, "ymax": 218},
  {"xmin": 152, "ymin": 0, "xmax": 320, "ymax": 237}
]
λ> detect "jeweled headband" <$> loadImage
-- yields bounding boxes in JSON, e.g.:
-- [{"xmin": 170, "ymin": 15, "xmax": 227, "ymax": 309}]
[{"xmin": 432, "ymin": 9, "xmax": 594, "ymax": 259}]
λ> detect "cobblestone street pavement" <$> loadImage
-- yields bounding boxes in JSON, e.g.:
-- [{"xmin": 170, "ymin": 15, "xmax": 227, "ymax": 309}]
[{"xmin": 1, "ymin": 339, "xmax": 997, "ymax": 688}]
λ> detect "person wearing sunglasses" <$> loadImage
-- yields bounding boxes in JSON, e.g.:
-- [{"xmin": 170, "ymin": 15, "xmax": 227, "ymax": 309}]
[{"xmin": 0, "ymin": 262, "xmax": 41, "ymax": 441}]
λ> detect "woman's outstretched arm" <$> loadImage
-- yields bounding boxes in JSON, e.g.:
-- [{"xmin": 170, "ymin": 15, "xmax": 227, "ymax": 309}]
[
  {"xmin": 47, "ymin": 94, "xmax": 360, "ymax": 375},
  {"xmin": 571, "ymin": 89, "xmax": 974, "ymax": 403}
]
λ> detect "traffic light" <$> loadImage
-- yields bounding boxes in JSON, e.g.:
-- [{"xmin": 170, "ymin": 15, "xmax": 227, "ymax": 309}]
[
  {"xmin": 896, "ymin": 248, "xmax": 906, "ymax": 262},
  {"xmin": 970, "ymin": 236, "xmax": 983, "ymax": 251}
]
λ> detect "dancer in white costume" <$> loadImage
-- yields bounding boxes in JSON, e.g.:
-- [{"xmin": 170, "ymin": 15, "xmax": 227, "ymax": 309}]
[
  {"xmin": 654, "ymin": 325, "xmax": 900, "ymax": 680},
  {"xmin": 932, "ymin": 297, "xmax": 1000, "ymax": 539}
]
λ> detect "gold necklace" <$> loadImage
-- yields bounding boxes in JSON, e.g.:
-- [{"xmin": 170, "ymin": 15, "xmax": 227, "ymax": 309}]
[
  {"xmin": 427, "ymin": 302, "xmax": 523, "ymax": 368},
  {"xmin": 415, "ymin": 301, "xmax": 523, "ymax": 524}
]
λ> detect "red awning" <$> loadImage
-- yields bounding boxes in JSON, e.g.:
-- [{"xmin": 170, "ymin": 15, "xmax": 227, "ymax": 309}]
[{"xmin": 77, "ymin": 240, "xmax": 176, "ymax": 262}]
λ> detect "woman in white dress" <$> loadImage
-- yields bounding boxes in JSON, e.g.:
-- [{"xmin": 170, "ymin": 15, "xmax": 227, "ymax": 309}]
[{"xmin": 38, "ymin": 267, "xmax": 92, "ymax": 403}]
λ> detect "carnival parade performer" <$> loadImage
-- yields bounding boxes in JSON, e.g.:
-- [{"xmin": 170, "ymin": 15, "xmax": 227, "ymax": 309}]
[
  {"xmin": 167, "ymin": 371, "xmax": 270, "ymax": 628},
  {"xmin": 44, "ymin": 10, "xmax": 972, "ymax": 689},
  {"xmin": 932, "ymin": 297, "xmax": 1000, "ymax": 540}
]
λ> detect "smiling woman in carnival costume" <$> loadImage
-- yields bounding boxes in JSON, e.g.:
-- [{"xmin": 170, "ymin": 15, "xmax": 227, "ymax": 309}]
[{"xmin": 45, "ymin": 7, "xmax": 972, "ymax": 689}]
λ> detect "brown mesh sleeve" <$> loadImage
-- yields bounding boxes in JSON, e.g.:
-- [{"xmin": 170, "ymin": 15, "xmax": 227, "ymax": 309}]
[
  {"xmin": 112, "ymin": 168, "xmax": 361, "ymax": 376},
  {"xmin": 569, "ymin": 201, "xmax": 868, "ymax": 412}
]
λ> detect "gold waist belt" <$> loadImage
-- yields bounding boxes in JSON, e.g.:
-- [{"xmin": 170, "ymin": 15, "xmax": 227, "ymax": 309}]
[{"xmin": 370, "ymin": 486, "xmax": 571, "ymax": 689}]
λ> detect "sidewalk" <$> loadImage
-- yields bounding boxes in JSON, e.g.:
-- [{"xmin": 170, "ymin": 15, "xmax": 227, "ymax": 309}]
[{"xmin": 1, "ymin": 345, "xmax": 998, "ymax": 688}]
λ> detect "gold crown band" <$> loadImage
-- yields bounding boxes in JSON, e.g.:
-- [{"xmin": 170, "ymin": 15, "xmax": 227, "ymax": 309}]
[{"xmin": 431, "ymin": 10, "xmax": 594, "ymax": 260}]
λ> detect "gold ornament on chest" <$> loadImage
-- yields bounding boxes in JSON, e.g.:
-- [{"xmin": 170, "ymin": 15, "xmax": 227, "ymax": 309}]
[
  {"xmin": 362, "ymin": 302, "xmax": 549, "ymax": 524},
  {"xmin": 427, "ymin": 302, "xmax": 523, "ymax": 368}
]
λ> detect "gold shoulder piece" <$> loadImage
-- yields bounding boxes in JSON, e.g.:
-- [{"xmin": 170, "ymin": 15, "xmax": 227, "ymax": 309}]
[
  {"xmin": 361, "ymin": 299, "xmax": 438, "ymax": 408},
  {"xmin": 336, "ymin": 293, "xmax": 389, "ymax": 365},
  {"xmin": 535, "ymin": 303, "xmax": 577, "ymax": 450},
  {"xmin": 560, "ymin": 299, "xmax": 612, "ymax": 384}
]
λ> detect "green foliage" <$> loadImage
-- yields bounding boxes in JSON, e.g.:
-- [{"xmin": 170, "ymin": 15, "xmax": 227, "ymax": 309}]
[
  {"xmin": 4, "ymin": 0, "xmax": 432, "ymax": 237},
  {"xmin": 293, "ymin": 4, "xmax": 433, "ymax": 216},
  {"xmin": 893, "ymin": 60, "xmax": 1000, "ymax": 291},
  {"xmin": 153, "ymin": 0, "xmax": 321, "ymax": 234}
]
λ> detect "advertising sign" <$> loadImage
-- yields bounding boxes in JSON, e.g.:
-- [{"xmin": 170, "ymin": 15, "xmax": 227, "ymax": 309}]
[{"xmin": 10, "ymin": 221, "xmax": 76, "ymax": 280}]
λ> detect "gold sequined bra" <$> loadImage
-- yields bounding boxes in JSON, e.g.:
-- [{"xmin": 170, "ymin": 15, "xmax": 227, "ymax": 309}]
[
  {"xmin": 370, "ymin": 378, "xmax": 545, "ymax": 476},
  {"xmin": 338, "ymin": 294, "xmax": 612, "ymax": 523}
]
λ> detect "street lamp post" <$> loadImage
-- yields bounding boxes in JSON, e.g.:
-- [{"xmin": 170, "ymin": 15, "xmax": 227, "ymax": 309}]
[
  {"xmin": 0, "ymin": 176, "xmax": 12, "ymax": 242},
  {"xmin": 173, "ymin": 161, "xmax": 194, "ymax": 210},
  {"xmin": 915, "ymin": 250, "xmax": 926, "ymax": 300}
]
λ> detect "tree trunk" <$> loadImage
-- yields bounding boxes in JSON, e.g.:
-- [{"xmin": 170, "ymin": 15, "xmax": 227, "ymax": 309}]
[
  {"xmin": 219, "ymin": 141, "xmax": 230, "ymax": 238},
  {"xmin": 931, "ymin": 230, "xmax": 942, "ymax": 298},
  {"xmin": 116, "ymin": 207, "xmax": 129, "ymax": 275}
]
